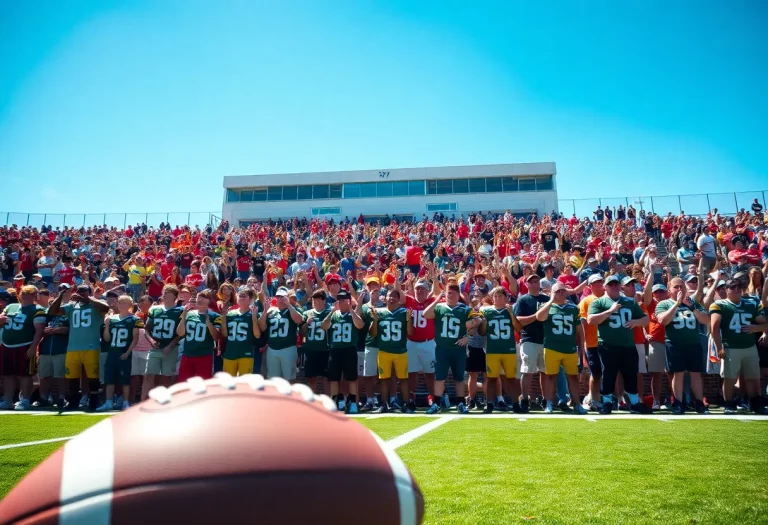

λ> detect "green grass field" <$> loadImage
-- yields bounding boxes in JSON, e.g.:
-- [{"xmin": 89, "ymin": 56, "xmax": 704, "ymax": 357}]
[{"xmin": 2, "ymin": 414, "xmax": 767, "ymax": 524}]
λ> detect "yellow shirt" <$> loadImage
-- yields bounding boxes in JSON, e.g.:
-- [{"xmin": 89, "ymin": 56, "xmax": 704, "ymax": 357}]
[{"xmin": 123, "ymin": 263, "xmax": 147, "ymax": 285}]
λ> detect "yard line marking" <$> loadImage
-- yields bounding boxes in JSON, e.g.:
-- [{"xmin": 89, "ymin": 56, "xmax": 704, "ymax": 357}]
[
  {"xmin": 659, "ymin": 418, "xmax": 674, "ymax": 423},
  {"xmin": 385, "ymin": 415, "xmax": 457, "ymax": 450},
  {"xmin": 0, "ymin": 436, "xmax": 73, "ymax": 451},
  {"xmin": 586, "ymin": 417, "xmax": 598, "ymax": 423},
  {"xmin": 518, "ymin": 418, "xmax": 527, "ymax": 422},
  {"xmin": 739, "ymin": 419, "xmax": 753, "ymax": 423}
]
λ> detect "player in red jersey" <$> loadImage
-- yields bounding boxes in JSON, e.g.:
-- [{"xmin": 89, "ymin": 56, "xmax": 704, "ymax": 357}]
[{"xmin": 405, "ymin": 278, "xmax": 439, "ymax": 411}]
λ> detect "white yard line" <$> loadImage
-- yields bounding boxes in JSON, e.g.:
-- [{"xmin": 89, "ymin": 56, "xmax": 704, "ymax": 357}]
[
  {"xmin": 385, "ymin": 415, "xmax": 458, "ymax": 450},
  {"xmin": 0, "ymin": 436, "xmax": 74, "ymax": 451}
]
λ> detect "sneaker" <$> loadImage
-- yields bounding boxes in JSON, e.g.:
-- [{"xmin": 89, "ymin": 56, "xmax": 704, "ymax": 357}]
[
  {"xmin": 483, "ymin": 403, "xmax": 494, "ymax": 414},
  {"xmin": 374, "ymin": 405, "xmax": 389, "ymax": 414},
  {"xmin": 361, "ymin": 401, "xmax": 375, "ymax": 412},
  {"xmin": 468, "ymin": 400, "xmax": 477, "ymax": 410},
  {"xmin": 695, "ymin": 401, "xmax": 709, "ymax": 415},
  {"xmin": 425, "ymin": 404, "xmax": 440, "ymax": 415},
  {"xmin": 495, "ymin": 400, "xmax": 508, "ymax": 412},
  {"xmin": 475, "ymin": 393, "xmax": 487, "ymax": 408},
  {"xmin": 630, "ymin": 402, "xmax": 651, "ymax": 415},
  {"xmin": 347, "ymin": 403, "xmax": 358, "ymax": 415},
  {"xmin": 400, "ymin": 404, "xmax": 414, "ymax": 414},
  {"xmin": 121, "ymin": 400, "xmax": 130, "ymax": 411},
  {"xmin": 559, "ymin": 401, "xmax": 572, "ymax": 413},
  {"xmin": 586, "ymin": 401, "xmax": 599, "ymax": 412},
  {"xmin": 671, "ymin": 401, "xmax": 684, "ymax": 415},
  {"xmin": 544, "ymin": 403, "xmax": 554, "ymax": 414},
  {"xmin": 738, "ymin": 401, "xmax": 750, "ymax": 412},
  {"xmin": 457, "ymin": 402, "xmax": 469, "ymax": 414},
  {"xmin": 618, "ymin": 400, "xmax": 629, "ymax": 411},
  {"xmin": 95, "ymin": 401, "xmax": 113, "ymax": 412},
  {"xmin": 407, "ymin": 399, "xmax": 417, "ymax": 412},
  {"xmin": 32, "ymin": 398, "xmax": 50, "ymax": 408},
  {"xmin": 79, "ymin": 395, "xmax": 89, "ymax": 409},
  {"xmin": 114, "ymin": 395, "xmax": 123, "ymax": 406},
  {"xmin": 56, "ymin": 397, "xmax": 66, "ymax": 411},
  {"xmin": 599, "ymin": 404, "xmax": 613, "ymax": 415},
  {"xmin": 724, "ymin": 406, "xmax": 736, "ymax": 415},
  {"xmin": 652, "ymin": 401, "xmax": 661, "ymax": 411},
  {"xmin": 511, "ymin": 402, "xmax": 524, "ymax": 414},
  {"xmin": 14, "ymin": 399, "xmax": 31, "ymax": 411},
  {"xmin": 572, "ymin": 404, "xmax": 588, "ymax": 415},
  {"xmin": 389, "ymin": 399, "xmax": 402, "ymax": 411},
  {"xmin": 520, "ymin": 399, "xmax": 530, "ymax": 414},
  {"xmin": 0, "ymin": 400, "xmax": 11, "ymax": 410}
]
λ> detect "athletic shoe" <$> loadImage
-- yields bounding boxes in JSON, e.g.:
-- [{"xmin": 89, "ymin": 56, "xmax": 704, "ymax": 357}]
[
  {"xmin": 407, "ymin": 399, "xmax": 417, "ymax": 412},
  {"xmin": 544, "ymin": 404, "xmax": 554, "ymax": 414},
  {"xmin": 585, "ymin": 401, "xmax": 599, "ymax": 412},
  {"xmin": 0, "ymin": 400, "xmax": 11, "ymax": 410},
  {"xmin": 79, "ymin": 395, "xmax": 89, "ymax": 409},
  {"xmin": 652, "ymin": 401, "xmax": 661, "ymax": 411},
  {"xmin": 361, "ymin": 401, "xmax": 375, "ymax": 412},
  {"xmin": 425, "ymin": 404, "xmax": 440, "ymax": 415},
  {"xmin": 629, "ymin": 402, "xmax": 652, "ymax": 415},
  {"xmin": 618, "ymin": 400, "xmax": 629, "ymax": 411},
  {"xmin": 32, "ymin": 398, "xmax": 50, "ymax": 408},
  {"xmin": 483, "ymin": 403, "xmax": 494, "ymax": 414},
  {"xmin": 475, "ymin": 393, "xmax": 487, "ymax": 408},
  {"xmin": 559, "ymin": 401, "xmax": 572, "ymax": 413},
  {"xmin": 694, "ymin": 401, "xmax": 709, "ymax": 415},
  {"xmin": 390, "ymin": 399, "xmax": 402, "ymax": 411},
  {"xmin": 511, "ymin": 402, "xmax": 524, "ymax": 414},
  {"xmin": 95, "ymin": 401, "xmax": 113, "ymax": 412},
  {"xmin": 121, "ymin": 400, "xmax": 130, "ymax": 411},
  {"xmin": 599, "ymin": 404, "xmax": 613, "ymax": 415},
  {"xmin": 495, "ymin": 400, "xmax": 509, "ymax": 412},
  {"xmin": 724, "ymin": 406, "xmax": 736, "ymax": 415},
  {"xmin": 14, "ymin": 399, "xmax": 30, "ymax": 411},
  {"xmin": 468, "ymin": 399, "xmax": 477, "ymax": 411},
  {"xmin": 114, "ymin": 395, "xmax": 123, "ymax": 406},
  {"xmin": 573, "ymin": 404, "xmax": 588, "ymax": 415},
  {"xmin": 56, "ymin": 397, "xmax": 66, "ymax": 411},
  {"xmin": 457, "ymin": 402, "xmax": 469, "ymax": 414},
  {"xmin": 374, "ymin": 405, "xmax": 389, "ymax": 414},
  {"xmin": 520, "ymin": 399, "xmax": 530, "ymax": 414},
  {"xmin": 347, "ymin": 403, "xmax": 358, "ymax": 415},
  {"xmin": 400, "ymin": 404, "xmax": 414, "ymax": 414},
  {"xmin": 671, "ymin": 402, "xmax": 684, "ymax": 415},
  {"xmin": 738, "ymin": 402, "xmax": 750, "ymax": 412}
]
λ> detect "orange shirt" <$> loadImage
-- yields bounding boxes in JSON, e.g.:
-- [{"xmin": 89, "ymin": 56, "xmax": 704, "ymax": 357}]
[
  {"xmin": 579, "ymin": 294, "xmax": 600, "ymax": 349},
  {"xmin": 642, "ymin": 300, "xmax": 665, "ymax": 343}
]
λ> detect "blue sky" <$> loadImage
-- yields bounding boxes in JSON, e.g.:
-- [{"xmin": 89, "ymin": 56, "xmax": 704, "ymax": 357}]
[{"xmin": 1, "ymin": 1, "xmax": 766, "ymax": 219}]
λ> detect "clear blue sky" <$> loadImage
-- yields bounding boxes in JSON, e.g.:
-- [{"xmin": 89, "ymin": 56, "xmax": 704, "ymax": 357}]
[{"xmin": 1, "ymin": 1, "xmax": 766, "ymax": 218}]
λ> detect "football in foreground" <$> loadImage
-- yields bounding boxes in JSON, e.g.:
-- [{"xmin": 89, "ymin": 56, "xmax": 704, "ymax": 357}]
[{"xmin": 0, "ymin": 373, "xmax": 424, "ymax": 525}]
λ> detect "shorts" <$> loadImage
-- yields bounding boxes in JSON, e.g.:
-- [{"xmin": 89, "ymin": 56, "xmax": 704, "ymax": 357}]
[
  {"xmin": 544, "ymin": 349, "xmax": 579, "ymax": 376},
  {"xmin": 406, "ymin": 339, "xmax": 436, "ymax": 374},
  {"xmin": 361, "ymin": 346, "xmax": 379, "ymax": 377},
  {"xmin": 328, "ymin": 347, "xmax": 358, "ymax": 382},
  {"xmin": 586, "ymin": 347, "xmax": 601, "ymax": 378},
  {"xmin": 103, "ymin": 353, "xmax": 132, "ymax": 386},
  {"xmin": 700, "ymin": 256, "xmax": 716, "ymax": 273},
  {"xmin": 0, "ymin": 344, "xmax": 35, "ymax": 377},
  {"xmin": 304, "ymin": 350, "xmax": 330, "ymax": 378},
  {"xmin": 486, "ymin": 353, "xmax": 517, "ymax": 378},
  {"xmin": 636, "ymin": 343, "xmax": 648, "ymax": 374},
  {"xmin": 145, "ymin": 346, "xmax": 179, "ymax": 376},
  {"xmin": 720, "ymin": 345, "xmax": 760, "ymax": 380},
  {"xmin": 665, "ymin": 342, "xmax": 706, "ymax": 374},
  {"xmin": 466, "ymin": 346, "xmax": 486, "ymax": 373},
  {"xmin": 131, "ymin": 351, "xmax": 150, "ymax": 376},
  {"xmin": 647, "ymin": 341, "xmax": 667, "ymax": 373},
  {"xmin": 378, "ymin": 351, "xmax": 408, "ymax": 380},
  {"xmin": 65, "ymin": 350, "xmax": 101, "ymax": 380},
  {"xmin": 435, "ymin": 346, "xmax": 467, "ymax": 382},
  {"xmin": 178, "ymin": 354, "xmax": 214, "ymax": 383},
  {"xmin": 222, "ymin": 357, "xmax": 254, "ymax": 377},
  {"xmin": 38, "ymin": 354, "xmax": 66, "ymax": 379},
  {"xmin": 519, "ymin": 342, "xmax": 545, "ymax": 374},
  {"xmin": 266, "ymin": 346, "xmax": 298, "ymax": 381}
]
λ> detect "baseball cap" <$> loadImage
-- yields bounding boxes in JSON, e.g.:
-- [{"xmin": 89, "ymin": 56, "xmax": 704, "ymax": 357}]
[
  {"xmin": 336, "ymin": 290, "xmax": 351, "ymax": 300},
  {"xmin": 551, "ymin": 282, "xmax": 567, "ymax": 293},
  {"xmin": 525, "ymin": 273, "xmax": 540, "ymax": 282},
  {"xmin": 620, "ymin": 276, "xmax": 637, "ymax": 286},
  {"xmin": 684, "ymin": 274, "xmax": 698, "ymax": 282},
  {"xmin": 365, "ymin": 276, "xmax": 380, "ymax": 285},
  {"xmin": 58, "ymin": 283, "xmax": 71, "ymax": 290},
  {"xmin": 104, "ymin": 276, "xmax": 119, "ymax": 284},
  {"xmin": 324, "ymin": 273, "xmax": 341, "ymax": 284},
  {"xmin": 275, "ymin": 287, "xmax": 290, "ymax": 297},
  {"xmin": 604, "ymin": 275, "xmax": 620, "ymax": 285},
  {"xmin": 588, "ymin": 274, "xmax": 604, "ymax": 285},
  {"xmin": 715, "ymin": 280, "xmax": 726, "ymax": 289},
  {"xmin": 587, "ymin": 257, "xmax": 598, "ymax": 264},
  {"xmin": 414, "ymin": 280, "xmax": 430, "ymax": 290},
  {"xmin": 652, "ymin": 284, "xmax": 667, "ymax": 293}
]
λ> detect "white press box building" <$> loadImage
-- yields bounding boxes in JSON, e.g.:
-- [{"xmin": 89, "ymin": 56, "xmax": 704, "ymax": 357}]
[{"xmin": 222, "ymin": 162, "xmax": 558, "ymax": 225}]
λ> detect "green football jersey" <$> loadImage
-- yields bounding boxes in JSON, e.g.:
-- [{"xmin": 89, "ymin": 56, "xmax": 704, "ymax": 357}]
[
  {"xmin": 224, "ymin": 309, "xmax": 258, "ymax": 359},
  {"xmin": 302, "ymin": 308, "xmax": 330, "ymax": 352},
  {"xmin": 106, "ymin": 314, "xmax": 144, "ymax": 354},
  {"xmin": 655, "ymin": 299, "xmax": 703, "ymax": 345},
  {"xmin": 542, "ymin": 303, "xmax": 581, "ymax": 354},
  {"xmin": 265, "ymin": 308, "xmax": 302, "ymax": 350},
  {"xmin": 434, "ymin": 302, "xmax": 476, "ymax": 349},
  {"xmin": 710, "ymin": 299, "xmax": 764, "ymax": 349},
  {"xmin": 480, "ymin": 307, "xmax": 516, "ymax": 354},
  {"xmin": 183, "ymin": 310, "xmax": 222, "ymax": 356},
  {"xmin": 328, "ymin": 311, "xmax": 357, "ymax": 349},
  {"xmin": 587, "ymin": 296, "xmax": 646, "ymax": 347},
  {"xmin": 1, "ymin": 304, "xmax": 47, "ymax": 347},
  {"xmin": 63, "ymin": 303, "xmax": 106, "ymax": 352},
  {"xmin": 375, "ymin": 307, "xmax": 408, "ymax": 354},
  {"xmin": 146, "ymin": 305, "xmax": 184, "ymax": 349}
]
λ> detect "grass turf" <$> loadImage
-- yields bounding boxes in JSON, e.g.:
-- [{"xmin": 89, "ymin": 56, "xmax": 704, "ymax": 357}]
[
  {"xmin": 0, "ymin": 415, "xmax": 110, "ymax": 446},
  {"xmin": 354, "ymin": 416, "xmax": 435, "ymax": 441}
]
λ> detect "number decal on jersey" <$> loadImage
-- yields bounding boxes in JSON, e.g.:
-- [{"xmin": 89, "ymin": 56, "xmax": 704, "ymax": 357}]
[
  {"xmin": 151, "ymin": 318, "xmax": 176, "ymax": 339},
  {"xmin": 185, "ymin": 321, "xmax": 208, "ymax": 342},
  {"xmin": 440, "ymin": 317, "xmax": 461, "ymax": 339},
  {"xmin": 110, "ymin": 327, "xmax": 129, "ymax": 348},
  {"xmin": 379, "ymin": 320, "xmax": 403, "ymax": 342},
  {"xmin": 487, "ymin": 318, "xmax": 511, "ymax": 340},
  {"xmin": 551, "ymin": 314, "xmax": 574, "ymax": 335},
  {"xmin": 8, "ymin": 313, "xmax": 27, "ymax": 331},
  {"xmin": 607, "ymin": 309, "xmax": 632, "ymax": 328},
  {"xmin": 411, "ymin": 310, "xmax": 427, "ymax": 328},
  {"xmin": 672, "ymin": 310, "xmax": 697, "ymax": 330},
  {"xmin": 71, "ymin": 309, "xmax": 92, "ymax": 328},
  {"xmin": 227, "ymin": 321, "xmax": 249, "ymax": 342},
  {"xmin": 331, "ymin": 323, "xmax": 353, "ymax": 343},
  {"xmin": 727, "ymin": 313, "xmax": 753, "ymax": 333},
  {"xmin": 306, "ymin": 321, "xmax": 325, "ymax": 341},
  {"xmin": 269, "ymin": 317, "xmax": 290, "ymax": 338}
]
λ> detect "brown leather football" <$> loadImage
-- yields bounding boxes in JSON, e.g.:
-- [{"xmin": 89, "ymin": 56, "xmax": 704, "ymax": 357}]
[{"xmin": 0, "ymin": 373, "xmax": 425, "ymax": 525}]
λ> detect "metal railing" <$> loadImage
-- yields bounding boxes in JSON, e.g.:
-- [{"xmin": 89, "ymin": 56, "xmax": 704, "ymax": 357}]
[
  {"xmin": 0, "ymin": 212, "xmax": 222, "ymax": 229},
  {"xmin": 558, "ymin": 190, "xmax": 767, "ymax": 219}
]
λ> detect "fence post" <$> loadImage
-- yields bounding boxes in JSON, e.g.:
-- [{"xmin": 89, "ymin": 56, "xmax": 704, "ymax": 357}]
[
  {"xmin": 103, "ymin": 214, "xmax": 106, "ymax": 226},
  {"xmin": 5, "ymin": 212, "xmax": 7, "ymax": 226},
  {"xmin": 43, "ymin": 214, "xmax": 46, "ymax": 225},
  {"xmin": 706, "ymin": 194, "xmax": 711, "ymax": 213},
  {"xmin": 763, "ymin": 191, "xmax": 766, "ymax": 210},
  {"xmin": 188, "ymin": 212, "xmax": 190, "ymax": 225},
  {"xmin": 124, "ymin": 214, "xmax": 127, "ymax": 229},
  {"xmin": 572, "ymin": 200, "xmax": 576, "ymax": 216},
  {"xmin": 62, "ymin": 215, "xmax": 65, "ymax": 227},
  {"xmin": 26, "ymin": 214, "xmax": 29, "ymax": 226},
  {"xmin": 650, "ymin": 197, "xmax": 655, "ymax": 213},
  {"xmin": 166, "ymin": 213, "xmax": 169, "ymax": 224},
  {"xmin": 733, "ymin": 193, "xmax": 738, "ymax": 214},
  {"xmin": 678, "ymin": 195, "xmax": 682, "ymax": 214},
  {"xmin": 145, "ymin": 213, "xmax": 148, "ymax": 224}
]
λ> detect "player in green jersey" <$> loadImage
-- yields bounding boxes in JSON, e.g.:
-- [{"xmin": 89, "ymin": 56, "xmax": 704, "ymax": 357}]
[
  {"xmin": 143, "ymin": 285, "xmax": 184, "ymax": 395},
  {"xmin": 536, "ymin": 282, "xmax": 588, "ymax": 414},
  {"xmin": 478, "ymin": 286, "xmax": 523, "ymax": 413},
  {"xmin": 301, "ymin": 289, "xmax": 331, "ymax": 394},
  {"xmin": 223, "ymin": 287, "xmax": 262, "ymax": 377},
  {"xmin": 258, "ymin": 286, "xmax": 304, "ymax": 381},
  {"xmin": 710, "ymin": 278, "xmax": 768, "ymax": 414},
  {"xmin": 423, "ymin": 281, "xmax": 480, "ymax": 414},
  {"xmin": 176, "ymin": 289, "xmax": 225, "ymax": 382},
  {"xmin": 321, "ymin": 290, "xmax": 365, "ymax": 413},
  {"xmin": 0, "ymin": 285, "xmax": 47, "ymax": 410},
  {"xmin": 656, "ymin": 277, "xmax": 712, "ymax": 414},
  {"xmin": 587, "ymin": 274, "xmax": 650, "ymax": 414},
  {"xmin": 98, "ymin": 295, "xmax": 144, "ymax": 411},
  {"xmin": 368, "ymin": 289, "xmax": 413, "ymax": 413}
]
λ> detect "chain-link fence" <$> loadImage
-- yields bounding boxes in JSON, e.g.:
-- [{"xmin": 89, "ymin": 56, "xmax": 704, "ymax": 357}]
[
  {"xmin": 558, "ymin": 190, "xmax": 766, "ymax": 219},
  {"xmin": 0, "ymin": 212, "xmax": 222, "ymax": 229}
]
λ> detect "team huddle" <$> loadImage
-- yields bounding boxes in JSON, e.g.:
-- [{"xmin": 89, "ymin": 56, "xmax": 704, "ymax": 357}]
[{"xmin": 0, "ymin": 263, "xmax": 767, "ymax": 414}]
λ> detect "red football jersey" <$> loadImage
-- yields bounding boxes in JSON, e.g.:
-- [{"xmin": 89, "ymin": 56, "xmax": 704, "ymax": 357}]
[{"xmin": 405, "ymin": 295, "xmax": 435, "ymax": 342}]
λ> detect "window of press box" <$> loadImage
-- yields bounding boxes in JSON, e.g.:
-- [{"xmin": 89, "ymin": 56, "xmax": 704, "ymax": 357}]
[
  {"xmin": 518, "ymin": 178, "xmax": 536, "ymax": 192},
  {"xmin": 536, "ymin": 176, "xmax": 553, "ymax": 190},
  {"xmin": 297, "ymin": 186, "xmax": 313, "ymax": 200},
  {"xmin": 282, "ymin": 186, "xmax": 298, "ymax": 200},
  {"xmin": 226, "ymin": 189, "xmax": 240, "ymax": 202},
  {"xmin": 268, "ymin": 186, "xmax": 283, "ymax": 201},
  {"xmin": 253, "ymin": 188, "xmax": 267, "ymax": 201},
  {"xmin": 469, "ymin": 178, "xmax": 486, "ymax": 193}
]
